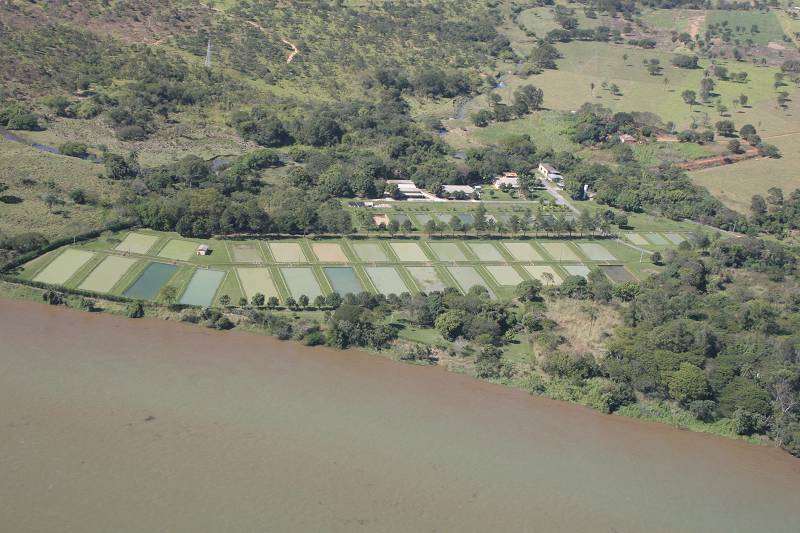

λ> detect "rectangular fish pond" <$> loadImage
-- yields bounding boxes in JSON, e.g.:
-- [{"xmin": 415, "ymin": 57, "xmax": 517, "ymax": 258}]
[
  {"xmin": 324, "ymin": 266, "xmax": 364, "ymax": 296},
  {"xmin": 179, "ymin": 269, "xmax": 226, "ymax": 307},
  {"xmin": 124, "ymin": 262, "xmax": 177, "ymax": 300}
]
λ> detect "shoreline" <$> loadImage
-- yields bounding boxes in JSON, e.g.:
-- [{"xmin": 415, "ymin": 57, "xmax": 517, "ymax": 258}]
[{"xmin": 0, "ymin": 279, "xmax": 773, "ymax": 454}]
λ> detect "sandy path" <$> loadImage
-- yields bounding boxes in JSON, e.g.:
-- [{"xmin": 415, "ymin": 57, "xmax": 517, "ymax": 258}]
[
  {"xmin": 210, "ymin": 5, "xmax": 299, "ymax": 64},
  {"xmin": 687, "ymin": 11, "xmax": 706, "ymax": 39}
]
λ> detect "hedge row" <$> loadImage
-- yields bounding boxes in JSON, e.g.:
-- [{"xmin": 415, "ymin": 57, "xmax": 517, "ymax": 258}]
[{"xmin": 0, "ymin": 220, "xmax": 136, "ymax": 274}]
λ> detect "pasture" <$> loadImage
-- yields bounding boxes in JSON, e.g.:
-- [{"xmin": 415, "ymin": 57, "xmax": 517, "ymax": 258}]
[
  {"xmin": 601, "ymin": 265, "xmax": 636, "ymax": 284},
  {"xmin": 644, "ymin": 233, "xmax": 669, "ymax": 246},
  {"xmin": 365, "ymin": 267, "xmax": 409, "ymax": 295},
  {"xmin": 625, "ymin": 233, "xmax": 650, "ymax": 246},
  {"xmin": 78, "ymin": 255, "xmax": 137, "ymax": 293}
]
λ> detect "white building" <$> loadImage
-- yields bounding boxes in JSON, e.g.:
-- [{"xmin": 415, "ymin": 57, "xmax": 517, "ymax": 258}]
[
  {"xmin": 386, "ymin": 179, "xmax": 426, "ymax": 199},
  {"xmin": 493, "ymin": 171, "xmax": 519, "ymax": 189},
  {"xmin": 442, "ymin": 184, "xmax": 476, "ymax": 196},
  {"xmin": 538, "ymin": 163, "xmax": 564, "ymax": 185}
]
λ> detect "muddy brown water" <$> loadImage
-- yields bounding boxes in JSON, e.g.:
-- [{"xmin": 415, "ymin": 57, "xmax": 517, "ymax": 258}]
[{"xmin": 1, "ymin": 299, "xmax": 799, "ymax": 532}]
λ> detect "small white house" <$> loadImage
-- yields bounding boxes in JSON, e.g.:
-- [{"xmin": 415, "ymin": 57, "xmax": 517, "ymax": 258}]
[
  {"xmin": 196, "ymin": 244, "xmax": 210, "ymax": 256},
  {"xmin": 386, "ymin": 179, "xmax": 425, "ymax": 199},
  {"xmin": 538, "ymin": 163, "xmax": 564, "ymax": 184}
]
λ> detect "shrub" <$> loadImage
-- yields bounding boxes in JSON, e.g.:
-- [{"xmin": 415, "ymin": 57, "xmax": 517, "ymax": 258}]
[
  {"xmin": 59, "ymin": 141, "xmax": 89, "ymax": 158},
  {"xmin": 126, "ymin": 302, "xmax": 145, "ymax": 318}
]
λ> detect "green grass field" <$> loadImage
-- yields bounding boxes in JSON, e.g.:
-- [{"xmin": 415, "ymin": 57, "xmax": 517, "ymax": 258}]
[
  {"xmin": 231, "ymin": 243, "xmax": 264, "ymax": 263},
  {"xmin": 115, "ymin": 232, "xmax": 160, "ymax": 255},
  {"xmin": 691, "ymin": 133, "xmax": 800, "ymax": 213},
  {"xmin": 157, "ymin": 239, "xmax": 199, "ymax": 261},
  {"xmin": 704, "ymin": 10, "xmax": 787, "ymax": 46}
]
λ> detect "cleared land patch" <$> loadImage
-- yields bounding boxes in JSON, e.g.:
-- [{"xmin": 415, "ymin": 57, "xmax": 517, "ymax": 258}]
[
  {"xmin": 231, "ymin": 243, "xmax": 263, "ymax": 263},
  {"xmin": 448, "ymin": 266, "xmax": 494, "ymax": 296},
  {"xmin": 33, "ymin": 249, "xmax": 95, "ymax": 285},
  {"xmin": 269, "ymin": 242, "xmax": 306, "ymax": 263},
  {"xmin": 644, "ymin": 233, "xmax": 669, "ymax": 246},
  {"xmin": 626, "ymin": 233, "xmax": 649, "ymax": 246},
  {"xmin": 352, "ymin": 242, "xmax": 388, "ymax": 262},
  {"xmin": 577, "ymin": 243, "xmax": 617, "ymax": 261},
  {"xmin": 486, "ymin": 265, "xmax": 523, "ymax": 286},
  {"xmin": 503, "ymin": 242, "xmax": 543, "ymax": 261},
  {"xmin": 236, "ymin": 268, "xmax": 279, "ymax": 300},
  {"xmin": 115, "ymin": 233, "xmax": 159, "ymax": 255},
  {"xmin": 390, "ymin": 242, "xmax": 429, "ymax": 262},
  {"xmin": 541, "ymin": 242, "xmax": 580, "ymax": 261},
  {"xmin": 601, "ymin": 265, "xmax": 636, "ymax": 284},
  {"xmin": 312, "ymin": 242, "xmax": 348, "ymax": 263},
  {"xmin": 564, "ymin": 264, "xmax": 591, "ymax": 278},
  {"xmin": 467, "ymin": 242, "xmax": 504, "ymax": 262},
  {"xmin": 429, "ymin": 242, "xmax": 467, "ymax": 262},
  {"xmin": 78, "ymin": 255, "xmax": 137, "ymax": 293},
  {"xmin": 281, "ymin": 267, "xmax": 323, "ymax": 299},
  {"xmin": 365, "ymin": 267, "xmax": 409, "ymax": 295},
  {"xmin": 407, "ymin": 266, "xmax": 446, "ymax": 292},
  {"xmin": 324, "ymin": 266, "xmax": 364, "ymax": 295},
  {"xmin": 524, "ymin": 265, "xmax": 562, "ymax": 285},
  {"xmin": 123, "ymin": 262, "xmax": 177, "ymax": 300},
  {"xmin": 179, "ymin": 269, "xmax": 226, "ymax": 306},
  {"xmin": 157, "ymin": 239, "xmax": 198, "ymax": 261}
]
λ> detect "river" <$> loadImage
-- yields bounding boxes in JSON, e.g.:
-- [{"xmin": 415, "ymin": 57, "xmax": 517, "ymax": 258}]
[{"xmin": 1, "ymin": 299, "xmax": 799, "ymax": 532}]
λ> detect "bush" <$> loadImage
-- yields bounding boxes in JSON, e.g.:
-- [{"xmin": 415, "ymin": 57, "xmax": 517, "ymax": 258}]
[
  {"xmin": 581, "ymin": 377, "xmax": 635, "ymax": 413},
  {"xmin": 117, "ymin": 125, "xmax": 147, "ymax": 141},
  {"xmin": 126, "ymin": 302, "xmax": 145, "ymax": 318},
  {"xmin": 59, "ymin": 141, "xmax": 89, "ymax": 158},
  {"xmin": 732, "ymin": 408, "xmax": 767, "ymax": 436}
]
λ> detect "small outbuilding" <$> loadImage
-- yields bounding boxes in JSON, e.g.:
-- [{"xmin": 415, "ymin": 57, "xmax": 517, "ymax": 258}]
[{"xmin": 196, "ymin": 244, "xmax": 210, "ymax": 256}]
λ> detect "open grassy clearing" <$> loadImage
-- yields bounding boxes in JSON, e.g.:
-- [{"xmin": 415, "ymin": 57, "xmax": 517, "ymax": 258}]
[
  {"xmin": 576, "ymin": 242, "xmax": 617, "ymax": 261},
  {"xmin": 601, "ymin": 265, "xmax": 636, "ymax": 284},
  {"xmin": 691, "ymin": 133, "xmax": 800, "ymax": 213},
  {"xmin": 704, "ymin": 10, "xmax": 787, "ymax": 46},
  {"xmin": 564, "ymin": 264, "xmax": 591, "ymax": 278},
  {"xmin": 0, "ymin": 139, "xmax": 117, "ymax": 240}
]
